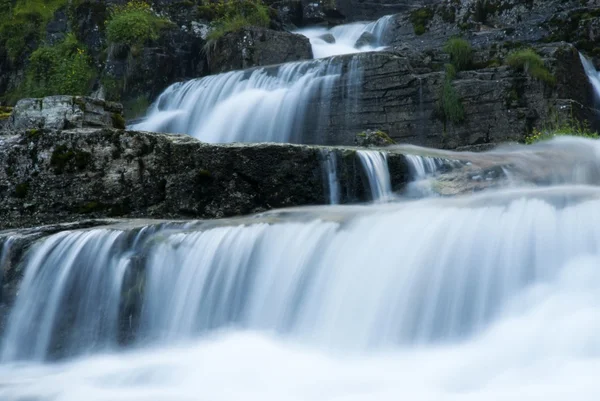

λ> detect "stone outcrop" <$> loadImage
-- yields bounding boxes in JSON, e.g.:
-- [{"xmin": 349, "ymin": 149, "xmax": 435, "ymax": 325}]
[
  {"xmin": 206, "ymin": 27, "xmax": 313, "ymax": 74},
  {"xmin": 0, "ymin": 125, "xmax": 411, "ymax": 230},
  {"xmin": 309, "ymin": 44, "xmax": 595, "ymax": 149},
  {"xmin": 5, "ymin": 96, "xmax": 124, "ymax": 131}
]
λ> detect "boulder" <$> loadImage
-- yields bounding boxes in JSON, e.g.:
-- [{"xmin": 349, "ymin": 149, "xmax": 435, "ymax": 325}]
[
  {"xmin": 6, "ymin": 96, "xmax": 124, "ymax": 131},
  {"xmin": 207, "ymin": 27, "xmax": 313, "ymax": 74},
  {"xmin": 319, "ymin": 33, "xmax": 336, "ymax": 44},
  {"xmin": 355, "ymin": 130, "xmax": 395, "ymax": 147},
  {"xmin": 355, "ymin": 32, "xmax": 376, "ymax": 48}
]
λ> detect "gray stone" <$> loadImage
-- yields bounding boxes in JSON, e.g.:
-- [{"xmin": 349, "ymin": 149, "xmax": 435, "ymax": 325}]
[
  {"xmin": 6, "ymin": 96, "xmax": 124, "ymax": 131},
  {"xmin": 319, "ymin": 33, "xmax": 336, "ymax": 44},
  {"xmin": 0, "ymin": 127, "xmax": 412, "ymax": 230},
  {"xmin": 207, "ymin": 27, "xmax": 313, "ymax": 74},
  {"xmin": 355, "ymin": 32, "xmax": 376, "ymax": 48}
]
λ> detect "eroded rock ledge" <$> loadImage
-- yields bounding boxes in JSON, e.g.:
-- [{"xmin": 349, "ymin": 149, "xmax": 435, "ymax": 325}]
[{"xmin": 0, "ymin": 124, "xmax": 411, "ymax": 230}]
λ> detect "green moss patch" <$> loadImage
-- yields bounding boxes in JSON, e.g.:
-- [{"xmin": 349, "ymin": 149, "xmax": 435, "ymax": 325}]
[
  {"xmin": 50, "ymin": 144, "xmax": 92, "ymax": 174},
  {"xmin": 443, "ymin": 37, "xmax": 473, "ymax": 71},
  {"xmin": 410, "ymin": 7, "xmax": 434, "ymax": 36},
  {"xmin": 506, "ymin": 48, "xmax": 556, "ymax": 85},
  {"xmin": 0, "ymin": 106, "xmax": 12, "ymax": 120}
]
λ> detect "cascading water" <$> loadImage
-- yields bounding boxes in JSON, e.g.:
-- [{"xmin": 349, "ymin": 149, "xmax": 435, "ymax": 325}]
[
  {"xmin": 295, "ymin": 15, "xmax": 393, "ymax": 58},
  {"xmin": 579, "ymin": 52, "xmax": 600, "ymax": 102},
  {"xmin": 2, "ymin": 182, "xmax": 600, "ymax": 399},
  {"xmin": 320, "ymin": 149, "xmax": 341, "ymax": 204},
  {"xmin": 132, "ymin": 15, "xmax": 394, "ymax": 144},
  {"xmin": 130, "ymin": 59, "xmax": 347, "ymax": 143},
  {"xmin": 356, "ymin": 150, "xmax": 393, "ymax": 201}
]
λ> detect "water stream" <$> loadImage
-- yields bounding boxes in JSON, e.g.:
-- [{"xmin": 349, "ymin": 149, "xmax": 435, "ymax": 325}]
[{"xmin": 1, "ymin": 13, "xmax": 600, "ymax": 401}]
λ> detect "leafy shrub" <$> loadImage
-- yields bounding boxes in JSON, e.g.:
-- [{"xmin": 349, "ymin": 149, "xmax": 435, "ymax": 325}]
[
  {"xmin": 201, "ymin": 0, "xmax": 271, "ymax": 41},
  {"xmin": 23, "ymin": 33, "xmax": 95, "ymax": 97},
  {"xmin": 106, "ymin": 1, "xmax": 172, "ymax": 48},
  {"xmin": 506, "ymin": 48, "xmax": 556, "ymax": 85},
  {"xmin": 410, "ymin": 7, "xmax": 434, "ymax": 36},
  {"xmin": 443, "ymin": 37, "xmax": 473, "ymax": 71},
  {"xmin": 0, "ymin": 0, "xmax": 68, "ymax": 62},
  {"xmin": 525, "ymin": 117, "xmax": 599, "ymax": 144}
]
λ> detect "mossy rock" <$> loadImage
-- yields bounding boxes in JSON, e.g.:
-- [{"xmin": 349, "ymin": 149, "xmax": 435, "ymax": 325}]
[
  {"xmin": 0, "ymin": 106, "xmax": 12, "ymax": 120},
  {"xmin": 50, "ymin": 145, "xmax": 92, "ymax": 174},
  {"xmin": 355, "ymin": 130, "xmax": 395, "ymax": 147}
]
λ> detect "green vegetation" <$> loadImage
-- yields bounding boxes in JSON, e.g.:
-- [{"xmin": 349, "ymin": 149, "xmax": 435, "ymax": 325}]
[
  {"xmin": 106, "ymin": 1, "xmax": 172, "ymax": 48},
  {"xmin": 123, "ymin": 96, "xmax": 150, "ymax": 119},
  {"xmin": 410, "ymin": 7, "xmax": 434, "ymax": 36},
  {"xmin": 22, "ymin": 33, "xmax": 95, "ymax": 98},
  {"xmin": 438, "ymin": 64, "xmax": 465, "ymax": 125},
  {"xmin": 111, "ymin": 113, "xmax": 126, "ymax": 129},
  {"xmin": 436, "ymin": 38, "xmax": 469, "ymax": 125},
  {"xmin": 0, "ymin": 0, "xmax": 69, "ymax": 62},
  {"xmin": 50, "ymin": 144, "xmax": 91, "ymax": 174},
  {"xmin": 506, "ymin": 48, "xmax": 555, "ymax": 85},
  {"xmin": 0, "ymin": 106, "xmax": 12, "ymax": 120},
  {"xmin": 443, "ymin": 37, "xmax": 473, "ymax": 71},
  {"xmin": 525, "ymin": 117, "xmax": 599, "ymax": 144},
  {"xmin": 200, "ymin": 0, "xmax": 271, "ymax": 41}
]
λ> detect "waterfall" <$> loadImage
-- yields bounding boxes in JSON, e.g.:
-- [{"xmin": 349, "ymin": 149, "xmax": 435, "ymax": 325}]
[
  {"xmin": 404, "ymin": 154, "xmax": 445, "ymax": 180},
  {"xmin": 131, "ymin": 15, "xmax": 397, "ymax": 144},
  {"xmin": 356, "ymin": 150, "xmax": 393, "ymax": 201},
  {"xmin": 320, "ymin": 150, "xmax": 341, "ymax": 204},
  {"xmin": 579, "ymin": 52, "xmax": 600, "ymax": 102},
  {"xmin": 2, "ymin": 186, "xmax": 600, "ymax": 362},
  {"xmin": 131, "ymin": 59, "xmax": 350, "ymax": 143},
  {"xmin": 295, "ymin": 15, "xmax": 393, "ymax": 58}
]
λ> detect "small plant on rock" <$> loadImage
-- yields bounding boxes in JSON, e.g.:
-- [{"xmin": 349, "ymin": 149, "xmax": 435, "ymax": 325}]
[
  {"xmin": 525, "ymin": 115, "xmax": 599, "ymax": 144},
  {"xmin": 443, "ymin": 37, "xmax": 473, "ymax": 71},
  {"xmin": 410, "ymin": 7, "xmax": 434, "ymax": 36},
  {"xmin": 202, "ymin": 0, "xmax": 271, "ymax": 41},
  {"xmin": 506, "ymin": 48, "xmax": 556, "ymax": 85}
]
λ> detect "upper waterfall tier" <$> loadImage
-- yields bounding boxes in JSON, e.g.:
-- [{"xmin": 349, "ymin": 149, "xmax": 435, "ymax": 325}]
[
  {"xmin": 295, "ymin": 15, "xmax": 393, "ymax": 58},
  {"xmin": 131, "ymin": 55, "xmax": 364, "ymax": 144}
]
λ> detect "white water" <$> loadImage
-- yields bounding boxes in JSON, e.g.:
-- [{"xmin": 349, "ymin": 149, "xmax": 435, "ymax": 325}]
[
  {"xmin": 356, "ymin": 150, "xmax": 393, "ymax": 201},
  {"xmin": 295, "ymin": 15, "xmax": 393, "ymax": 58},
  {"xmin": 320, "ymin": 149, "xmax": 341, "ymax": 204},
  {"xmin": 579, "ymin": 53, "xmax": 600, "ymax": 102},
  {"xmin": 132, "ymin": 15, "xmax": 395, "ymax": 143},
  {"xmin": 2, "ymin": 186, "xmax": 600, "ymax": 398},
  {"xmin": 130, "ymin": 59, "xmax": 349, "ymax": 143}
]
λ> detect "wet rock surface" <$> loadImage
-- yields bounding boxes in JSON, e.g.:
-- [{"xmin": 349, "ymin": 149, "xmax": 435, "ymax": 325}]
[
  {"xmin": 0, "ymin": 126, "xmax": 411, "ymax": 230},
  {"xmin": 5, "ymin": 96, "xmax": 124, "ymax": 131},
  {"xmin": 206, "ymin": 27, "xmax": 313, "ymax": 74}
]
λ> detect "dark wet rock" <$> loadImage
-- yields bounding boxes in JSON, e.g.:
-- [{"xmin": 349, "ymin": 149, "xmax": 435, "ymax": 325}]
[
  {"xmin": 317, "ymin": 43, "xmax": 596, "ymax": 149},
  {"xmin": 5, "ymin": 96, "xmax": 124, "ymax": 131},
  {"xmin": 319, "ymin": 33, "xmax": 336, "ymax": 44},
  {"xmin": 355, "ymin": 32, "xmax": 376, "ymax": 48},
  {"xmin": 0, "ymin": 127, "xmax": 412, "ymax": 230},
  {"xmin": 206, "ymin": 27, "xmax": 313, "ymax": 74}
]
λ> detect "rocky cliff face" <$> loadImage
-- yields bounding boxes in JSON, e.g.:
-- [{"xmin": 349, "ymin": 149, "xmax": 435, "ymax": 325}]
[{"xmin": 321, "ymin": 44, "xmax": 597, "ymax": 149}]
